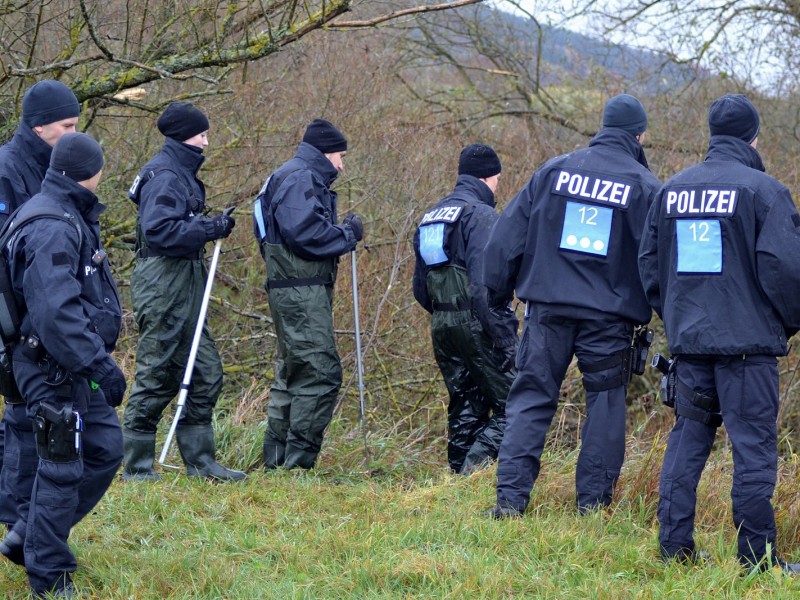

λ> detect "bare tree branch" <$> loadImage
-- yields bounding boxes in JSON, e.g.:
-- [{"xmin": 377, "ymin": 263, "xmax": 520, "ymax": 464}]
[{"xmin": 330, "ymin": 0, "xmax": 483, "ymax": 29}]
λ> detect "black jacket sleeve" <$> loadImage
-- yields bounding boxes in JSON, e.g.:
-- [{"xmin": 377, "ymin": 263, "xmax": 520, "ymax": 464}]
[
  {"xmin": 482, "ymin": 179, "xmax": 531, "ymax": 306},
  {"xmin": 465, "ymin": 203, "xmax": 518, "ymax": 344},
  {"xmin": 412, "ymin": 227, "xmax": 433, "ymax": 313},
  {"xmin": 139, "ymin": 171, "xmax": 213, "ymax": 255},
  {"xmin": 274, "ymin": 170, "xmax": 356, "ymax": 260},
  {"xmin": 756, "ymin": 186, "xmax": 800, "ymax": 334},
  {"xmin": 638, "ymin": 192, "xmax": 663, "ymax": 319},
  {"xmin": 0, "ymin": 171, "xmax": 31, "ymax": 230}
]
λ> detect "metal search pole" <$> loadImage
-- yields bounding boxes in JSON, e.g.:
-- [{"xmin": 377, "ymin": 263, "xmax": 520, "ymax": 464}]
[
  {"xmin": 351, "ymin": 248, "xmax": 370, "ymax": 468},
  {"xmin": 158, "ymin": 239, "xmax": 223, "ymax": 467}
]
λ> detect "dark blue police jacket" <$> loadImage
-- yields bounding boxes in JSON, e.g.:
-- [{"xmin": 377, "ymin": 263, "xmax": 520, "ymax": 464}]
[
  {"xmin": 412, "ymin": 174, "xmax": 517, "ymax": 345},
  {"xmin": 7, "ymin": 169, "xmax": 122, "ymax": 379},
  {"xmin": 482, "ymin": 128, "xmax": 660, "ymax": 324},
  {"xmin": 257, "ymin": 142, "xmax": 355, "ymax": 260},
  {"xmin": 0, "ymin": 124, "xmax": 53, "ymax": 227},
  {"xmin": 639, "ymin": 135, "xmax": 800, "ymax": 356},
  {"xmin": 129, "ymin": 137, "xmax": 214, "ymax": 259}
]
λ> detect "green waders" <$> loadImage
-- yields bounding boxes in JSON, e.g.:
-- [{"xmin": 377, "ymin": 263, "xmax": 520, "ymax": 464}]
[
  {"xmin": 123, "ymin": 256, "xmax": 243, "ymax": 480},
  {"xmin": 262, "ymin": 243, "xmax": 341, "ymax": 470}
]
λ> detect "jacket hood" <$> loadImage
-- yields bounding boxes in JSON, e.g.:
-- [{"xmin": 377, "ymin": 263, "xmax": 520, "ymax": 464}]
[
  {"xmin": 40, "ymin": 168, "xmax": 104, "ymax": 221},
  {"xmin": 705, "ymin": 135, "xmax": 765, "ymax": 172},
  {"xmin": 453, "ymin": 174, "xmax": 496, "ymax": 208},
  {"xmin": 14, "ymin": 123, "xmax": 53, "ymax": 171},
  {"xmin": 295, "ymin": 141, "xmax": 340, "ymax": 186},
  {"xmin": 589, "ymin": 127, "xmax": 650, "ymax": 170},
  {"xmin": 161, "ymin": 136, "xmax": 206, "ymax": 176}
]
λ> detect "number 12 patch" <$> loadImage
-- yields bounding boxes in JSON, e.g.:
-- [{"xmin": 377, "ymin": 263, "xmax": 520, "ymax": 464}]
[
  {"xmin": 419, "ymin": 223, "xmax": 448, "ymax": 266},
  {"xmin": 676, "ymin": 219, "xmax": 722, "ymax": 273},
  {"xmin": 559, "ymin": 201, "xmax": 613, "ymax": 256}
]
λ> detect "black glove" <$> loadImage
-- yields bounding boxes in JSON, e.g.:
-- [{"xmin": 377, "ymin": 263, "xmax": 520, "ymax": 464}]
[
  {"xmin": 93, "ymin": 363, "xmax": 127, "ymax": 408},
  {"xmin": 343, "ymin": 213, "xmax": 364, "ymax": 242},
  {"xmin": 487, "ymin": 304, "xmax": 520, "ymax": 361},
  {"xmin": 211, "ymin": 207, "xmax": 236, "ymax": 239},
  {"xmin": 494, "ymin": 340, "xmax": 517, "ymax": 373}
]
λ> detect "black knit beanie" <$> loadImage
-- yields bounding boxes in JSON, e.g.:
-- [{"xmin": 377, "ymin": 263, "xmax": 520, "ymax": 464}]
[
  {"xmin": 708, "ymin": 94, "xmax": 760, "ymax": 143},
  {"xmin": 458, "ymin": 144, "xmax": 502, "ymax": 179},
  {"xmin": 302, "ymin": 119, "xmax": 348, "ymax": 153},
  {"xmin": 157, "ymin": 102, "xmax": 209, "ymax": 141},
  {"xmin": 602, "ymin": 94, "xmax": 648, "ymax": 135},
  {"xmin": 50, "ymin": 133, "xmax": 104, "ymax": 182},
  {"xmin": 22, "ymin": 80, "xmax": 80, "ymax": 127}
]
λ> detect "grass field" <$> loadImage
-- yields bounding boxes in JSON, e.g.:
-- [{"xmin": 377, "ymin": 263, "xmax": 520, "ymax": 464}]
[{"xmin": 3, "ymin": 423, "xmax": 800, "ymax": 599}]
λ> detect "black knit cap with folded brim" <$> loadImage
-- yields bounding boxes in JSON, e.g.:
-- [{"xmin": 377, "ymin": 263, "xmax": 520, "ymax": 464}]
[
  {"xmin": 50, "ymin": 132, "xmax": 104, "ymax": 182},
  {"xmin": 458, "ymin": 144, "xmax": 502, "ymax": 179},
  {"xmin": 157, "ymin": 101, "xmax": 209, "ymax": 142},
  {"xmin": 708, "ymin": 94, "xmax": 760, "ymax": 143},
  {"xmin": 302, "ymin": 119, "xmax": 348, "ymax": 153},
  {"xmin": 22, "ymin": 80, "xmax": 80, "ymax": 127}
]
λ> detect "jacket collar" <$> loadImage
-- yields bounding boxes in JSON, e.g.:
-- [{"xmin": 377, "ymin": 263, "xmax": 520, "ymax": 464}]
[
  {"xmin": 39, "ymin": 169, "xmax": 105, "ymax": 221},
  {"xmin": 13, "ymin": 124, "xmax": 53, "ymax": 171},
  {"xmin": 705, "ymin": 135, "xmax": 765, "ymax": 172},
  {"xmin": 589, "ymin": 127, "xmax": 650, "ymax": 170},
  {"xmin": 295, "ymin": 142, "xmax": 339, "ymax": 186},
  {"xmin": 161, "ymin": 137, "xmax": 205, "ymax": 175},
  {"xmin": 453, "ymin": 174, "xmax": 495, "ymax": 208}
]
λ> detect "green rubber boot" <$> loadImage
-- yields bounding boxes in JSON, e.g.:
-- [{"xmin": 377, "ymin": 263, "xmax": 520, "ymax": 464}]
[{"xmin": 176, "ymin": 424, "xmax": 246, "ymax": 481}]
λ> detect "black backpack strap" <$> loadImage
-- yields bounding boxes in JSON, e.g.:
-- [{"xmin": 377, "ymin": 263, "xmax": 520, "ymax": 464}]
[
  {"xmin": 128, "ymin": 167, "xmax": 182, "ymax": 202},
  {"xmin": 0, "ymin": 206, "xmax": 82, "ymax": 250}
]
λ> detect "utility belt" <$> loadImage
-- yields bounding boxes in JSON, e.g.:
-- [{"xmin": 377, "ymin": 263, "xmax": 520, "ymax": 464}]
[
  {"xmin": 432, "ymin": 299, "xmax": 470, "ymax": 312},
  {"xmin": 136, "ymin": 246, "xmax": 203, "ymax": 260},
  {"xmin": 3, "ymin": 333, "xmax": 78, "ymax": 406},
  {"xmin": 22, "ymin": 334, "xmax": 74, "ymax": 395},
  {"xmin": 24, "ymin": 334, "xmax": 82, "ymax": 461},
  {"xmin": 579, "ymin": 326, "xmax": 653, "ymax": 392},
  {"xmin": 266, "ymin": 276, "xmax": 333, "ymax": 290},
  {"xmin": 651, "ymin": 354, "xmax": 722, "ymax": 427}
]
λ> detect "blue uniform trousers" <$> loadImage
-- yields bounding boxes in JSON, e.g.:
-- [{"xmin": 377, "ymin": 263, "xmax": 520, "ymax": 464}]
[
  {"xmin": 0, "ymin": 419, "xmax": 4, "ymax": 501},
  {"xmin": 495, "ymin": 303, "xmax": 632, "ymax": 513},
  {"xmin": 658, "ymin": 356, "xmax": 779, "ymax": 567},
  {"xmin": 0, "ymin": 403, "xmax": 36, "ymax": 528},
  {"xmin": 13, "ymin": 353, "xmax": 122, "ymax": 594}
]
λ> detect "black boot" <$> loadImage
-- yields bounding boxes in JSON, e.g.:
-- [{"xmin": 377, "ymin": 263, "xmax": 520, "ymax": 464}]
[
  {"xmin": 460, "ymin": 443, "xmax": 496, "ymax": 475},
  {"xmin": 263, "ymin": 437, "xmax": 286, "ymax": 470},
  {"xmin": 0, "ymin": 529, "xmax": 24, "ymax": 567},
  {"xmin": 176, "ymin": 424, "xmax": 246, "ymax": 481},
  {"xmin": 34, "ymin": 573, "xmax": 79, "ymax": 599},
  {"xmin": 122, "ymin": 429, "xmax": 162, "ymax": 481},
  {"xmin": 485, "ymin": 504, "xmax": 524, "ymax": 520},
  {"xmin": 283, "ymin": 442, "xmax": 317, "ymax": 470}
]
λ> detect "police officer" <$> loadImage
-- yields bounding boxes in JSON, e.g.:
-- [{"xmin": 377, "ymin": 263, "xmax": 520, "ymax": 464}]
[
  {"xmin": 639, "ymin": 94, "xmax": 800, "ymax": 571},
  {"xmin": 412, "ymin": 144, "xmax": 517, "ymax": 474},
  {"xmin": 483, "ymin": 94, "xmax": 660, "ymax": 517},
  {"xmin": 0, "ymin": 80, "xmax": 81, "ymax": 531},
  {"xmin": 255, "ymin": 119, "xmax": 363, "ymax": 470},
  {"xmin": 0, "ymin": 133, "xmax": 125, "ymax": 597},
  {"xmin": 122, "ymin": 102, "xmax": 244, "ymax": 482}
]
